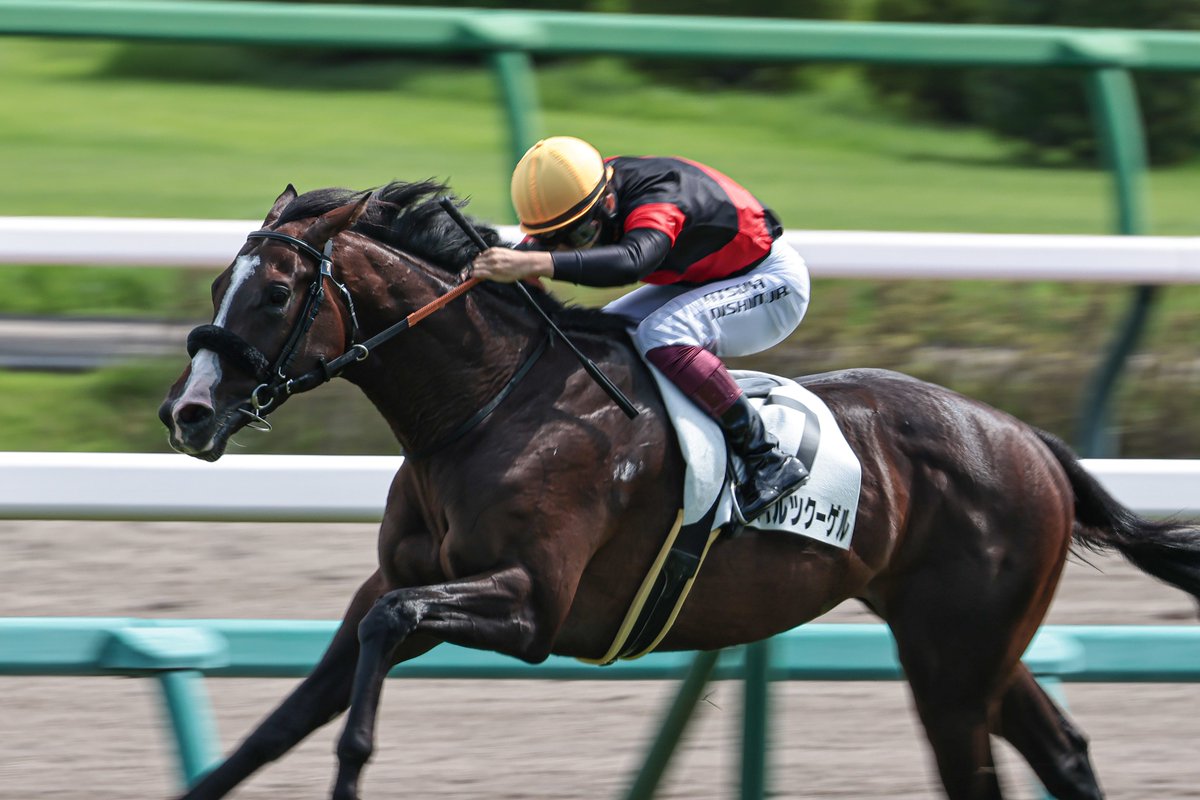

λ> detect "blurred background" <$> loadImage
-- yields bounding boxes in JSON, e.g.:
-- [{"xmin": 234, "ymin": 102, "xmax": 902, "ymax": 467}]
[
  {"xmin": 2, "ymin": 0, "xmax": 1198, "ymax": 457},
  {"xmin": 3, "ymin": 7, "xmax": 1200, "ymax": 797}
]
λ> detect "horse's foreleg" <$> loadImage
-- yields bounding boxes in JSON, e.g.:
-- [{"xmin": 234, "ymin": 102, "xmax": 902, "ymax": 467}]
[
  {"xmin": 994, "ymin": 666, "xmax": 1103, "ymax": 800},
  {"xmin": 331, "ymin": 565, "xmax": 539, "ymax": 800},
  {"xmin": 176, "ymin": 573, "xmax": 403, "ymax": 800},
  {"xmin": 177, "ymin": 630, "xmax": 357, "ymax": 800}
]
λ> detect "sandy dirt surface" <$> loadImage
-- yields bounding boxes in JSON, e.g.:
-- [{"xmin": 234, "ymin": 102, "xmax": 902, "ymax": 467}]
[{"xmin": 0, "ymin": 519, "xmax": 1197, "ymax": 800}]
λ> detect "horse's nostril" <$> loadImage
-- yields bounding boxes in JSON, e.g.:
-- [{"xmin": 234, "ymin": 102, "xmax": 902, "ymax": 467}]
[{"xmin": 176, "ymin": 402, "xmax": 215, "ymax": 428}]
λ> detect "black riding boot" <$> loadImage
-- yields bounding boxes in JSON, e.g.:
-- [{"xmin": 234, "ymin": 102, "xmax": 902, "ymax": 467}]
[{"xmin": 719, "ymin": 395, "xmax": 809, "ymax": 522}]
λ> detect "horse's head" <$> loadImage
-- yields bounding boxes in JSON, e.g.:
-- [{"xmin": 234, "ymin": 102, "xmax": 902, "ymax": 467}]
[{"xmin": 159, "ymin": 185, "xmax": 370, "ymax": 460}]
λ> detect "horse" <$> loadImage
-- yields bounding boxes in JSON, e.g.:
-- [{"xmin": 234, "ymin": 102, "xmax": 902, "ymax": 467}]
[{"xmin": 159, "ymin": 180, "xmax": 1200, "ymax": 800}]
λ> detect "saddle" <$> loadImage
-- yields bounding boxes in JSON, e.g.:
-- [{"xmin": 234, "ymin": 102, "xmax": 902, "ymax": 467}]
[{"xmin": 580, "ymin": 368, "xmax": 863, "ymax": 666}]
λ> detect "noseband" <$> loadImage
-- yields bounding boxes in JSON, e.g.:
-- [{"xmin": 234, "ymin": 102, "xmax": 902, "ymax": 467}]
[{"xmin": 187, "ymin": 230, "xmax": 363, "ymax": 416}]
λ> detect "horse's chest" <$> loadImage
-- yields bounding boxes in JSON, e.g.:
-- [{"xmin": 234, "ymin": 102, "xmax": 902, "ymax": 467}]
[{"xmin": 432, "ymin": 524, "xmax": 514, "ymax": 582}]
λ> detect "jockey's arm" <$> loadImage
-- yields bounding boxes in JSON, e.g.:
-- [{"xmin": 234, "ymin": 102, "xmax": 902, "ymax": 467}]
[
  {"xmin": 471, "ymin": 228, "xmax": 670, "ymax": 287},
  {"xmin": 549, "ymin": 228, "xmax": 671, "ymax": 287}
]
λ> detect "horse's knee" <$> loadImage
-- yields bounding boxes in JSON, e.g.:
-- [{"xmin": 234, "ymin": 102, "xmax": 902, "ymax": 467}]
[
  {"xmin": 496, "ymin": 628, "xmax": 550, "ymax": 665},
  {"xmin": 358, "ymin": 593, "xmax": 419, "ymax": 646}
]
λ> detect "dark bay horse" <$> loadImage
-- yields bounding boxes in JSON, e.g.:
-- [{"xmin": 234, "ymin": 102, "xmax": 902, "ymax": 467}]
[{"xmin": 159, "ymin": 181, "xmax": 1200, "ymax": 800}]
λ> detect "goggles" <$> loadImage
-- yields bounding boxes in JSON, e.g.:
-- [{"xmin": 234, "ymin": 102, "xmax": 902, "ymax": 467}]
[{"xmin": 533, "ymin": 215, "xmax": 603, "ymax": 251}]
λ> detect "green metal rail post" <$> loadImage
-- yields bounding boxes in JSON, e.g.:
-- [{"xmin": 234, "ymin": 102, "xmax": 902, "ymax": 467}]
[
  {"xmin": 488, "ymin": 49, "xmax": 542, "ymax": 203},
  {"xmin": 157, "ymin": 670, "xmax": 222, "ymax": 786},
  {"xmin": 622, "ymin": 648, "xmax": 721, "ymax": 800},
  {"xmin": 1077, "ymin": 66, "xmax": 1154, "ymax": 456},
  {"xmin": 740, "ymin": 639, "xmax": 772, "ymax": 800}
]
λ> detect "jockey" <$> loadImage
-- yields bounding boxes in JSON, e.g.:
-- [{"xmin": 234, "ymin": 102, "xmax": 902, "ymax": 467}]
[{"xmin": 471, "ymin": 136, "xmax": 811, "ymax": 523}]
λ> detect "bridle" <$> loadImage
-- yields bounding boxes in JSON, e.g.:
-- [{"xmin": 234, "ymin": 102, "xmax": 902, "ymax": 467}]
[{"xmin": 187, "ymin": 230, "xmax": 364, "ymax": 422}]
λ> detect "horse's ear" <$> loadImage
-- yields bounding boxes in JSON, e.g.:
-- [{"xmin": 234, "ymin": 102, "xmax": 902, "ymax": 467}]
[
  {"xmin": 304, "ymin": 192, "xmax": 373, "ymax": 245},
  {"xmin": 264, "ymin": 184, "xmax": 298, "ymax": 227}
]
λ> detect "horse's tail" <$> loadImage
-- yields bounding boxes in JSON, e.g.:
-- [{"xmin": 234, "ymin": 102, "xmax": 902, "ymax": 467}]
[{"xmin": 1035, "ymin": 428, "xmax": 1200, "ymax": 603}]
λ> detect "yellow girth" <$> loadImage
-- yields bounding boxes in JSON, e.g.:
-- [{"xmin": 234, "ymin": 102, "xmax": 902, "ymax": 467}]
[{"xmin": 578, "ymin": 509, "xmax": 722, "ymax": 665}]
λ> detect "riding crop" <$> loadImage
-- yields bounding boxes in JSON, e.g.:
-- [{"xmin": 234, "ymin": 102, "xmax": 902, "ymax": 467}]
[{"xmin": 438, "ymin": 198, "xmax": 639, "ymax": 419}]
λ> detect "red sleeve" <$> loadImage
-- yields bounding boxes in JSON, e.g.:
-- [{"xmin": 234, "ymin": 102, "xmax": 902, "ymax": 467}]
[{"xmin": 624, "ymin": 202, "xmax": 686, "ymax": 244}]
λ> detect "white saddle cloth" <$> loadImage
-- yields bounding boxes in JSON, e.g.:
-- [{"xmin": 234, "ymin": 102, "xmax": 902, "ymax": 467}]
[{"xmin": 648, "ymin": 367, "xmax": 862, "ymax": 550}]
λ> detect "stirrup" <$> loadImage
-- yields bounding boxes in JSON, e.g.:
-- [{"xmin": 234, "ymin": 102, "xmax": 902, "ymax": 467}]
[
  {"xmin": 731, "ymin": 461, "xmax": 808, "ymax": 525},
  {"xmin": 730, "ymin": 491, "xmax": 751, "ymax": 527}
]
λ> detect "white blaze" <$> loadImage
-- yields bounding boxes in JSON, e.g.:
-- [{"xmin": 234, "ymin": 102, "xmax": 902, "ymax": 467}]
[{"xmin": 175, "ymin": 254, "xmax": 260, "ymax": 413}]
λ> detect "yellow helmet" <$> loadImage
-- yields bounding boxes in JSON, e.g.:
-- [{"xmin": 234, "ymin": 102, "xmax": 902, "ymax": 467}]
[{"xmin": 511, "ymin": 136, "xmax": 611, "ymax": 236}]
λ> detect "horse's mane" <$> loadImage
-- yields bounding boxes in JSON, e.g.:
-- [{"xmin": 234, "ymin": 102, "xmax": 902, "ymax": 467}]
[
  {"xmin": 276, "ymin": 180, "xmax": 499, "ymax": 272},
  {"xmin": 277, "ymin": 180, "xmax": 627, "ymax": 337}
]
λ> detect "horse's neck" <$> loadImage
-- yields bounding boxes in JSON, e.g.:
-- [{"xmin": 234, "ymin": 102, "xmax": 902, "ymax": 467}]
[{"xmin": 344, "ymin": 246, "xmax": 540, "ymax": 455}]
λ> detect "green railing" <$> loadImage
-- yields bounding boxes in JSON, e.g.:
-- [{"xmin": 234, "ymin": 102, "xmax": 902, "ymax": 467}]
[
  {"xmin": 3, "ymin": 1, "xmax": 1196, "ymax": 452},
  {"xmin": 6, "ymin": 617, "xmax": 1199, "ymax": 798}
]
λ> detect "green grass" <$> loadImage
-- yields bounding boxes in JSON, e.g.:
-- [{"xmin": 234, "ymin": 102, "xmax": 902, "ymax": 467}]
[
  {"xmin": 4, "ymin": 40, "xmax": 1198, "ymax": 233},
  {"xmin": 0, "ymin": 363, "xmax": 177, "ymax": 452},
  {"xmin": 0, "ymin": 266, "xmax": 212, "ymax": 318},
  {"xmin": 1, "ymin": 38, "xmax": 1198, "ymax": 455},
  {"xmin": 0, "ymin": 40, "xmax": 511, "ymax": 220},
  {"xmin": 0, "ymin": 361, "xmax": 398, "ymax": 454}
]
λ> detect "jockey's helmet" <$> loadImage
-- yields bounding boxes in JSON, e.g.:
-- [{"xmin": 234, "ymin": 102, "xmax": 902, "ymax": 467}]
[{"xmin": 511, "ymin": 137, "xmax": 612, "ymax": 244}]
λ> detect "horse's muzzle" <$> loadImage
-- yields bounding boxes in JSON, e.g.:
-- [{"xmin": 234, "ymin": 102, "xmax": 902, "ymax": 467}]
[{"xmin": 159, "ymin": 396, "xmax": 226, "ymax": 461}]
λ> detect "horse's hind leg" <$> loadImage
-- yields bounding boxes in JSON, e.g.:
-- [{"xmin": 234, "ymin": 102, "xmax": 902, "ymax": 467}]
[
  {"xmin": 994, "ymin": 666, "xmax": 1103, "ymax": 800},
  {"xmin": 883, "ymin": 556, "xmax": 1051, "ymax": 800},
  {"xmin": 887, "ymin": 586, "xmax": 1007, "ymax": 800},
  {"xmin": 903, "ymin": 675, "xmax": 1002, "ymax": 800}
]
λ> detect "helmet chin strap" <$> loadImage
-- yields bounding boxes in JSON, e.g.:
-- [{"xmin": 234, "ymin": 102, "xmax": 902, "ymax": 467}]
[{"xmin": 596, "ymin": 190, "xmax": 619, "ymax": 245}]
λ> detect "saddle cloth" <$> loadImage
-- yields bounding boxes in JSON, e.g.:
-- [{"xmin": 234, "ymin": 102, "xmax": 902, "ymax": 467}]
[{"xmin": 650, "ymin": 367, "xmax": 862, "ymax": 550}]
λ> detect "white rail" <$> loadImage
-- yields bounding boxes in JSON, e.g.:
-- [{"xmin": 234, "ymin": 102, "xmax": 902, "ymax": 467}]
[
  {"xmin": 3, "ymin": 217, "xmax": 1200, "ymax": 283},
  {"xmin": 0, "ymin": 452, "xmax": 1196, "ymax": 522},
  {"xmin": 2, "ymin": 219, "xmax": 1198, "ymax": 522}
]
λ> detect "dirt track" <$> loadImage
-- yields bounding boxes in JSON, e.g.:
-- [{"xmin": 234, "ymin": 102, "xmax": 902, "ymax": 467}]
[{"xmin": 1, "ymin": 519, "xmax": 1197, "ymax": 800}]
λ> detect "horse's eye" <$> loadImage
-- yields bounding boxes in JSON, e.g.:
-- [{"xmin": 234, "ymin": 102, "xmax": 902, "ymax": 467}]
[{"xmin": 267, "ymin": 284, "xmax": 291, "ymax": 306}]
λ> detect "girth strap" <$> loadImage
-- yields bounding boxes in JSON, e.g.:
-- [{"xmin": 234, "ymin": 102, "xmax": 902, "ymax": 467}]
[{"xmin": 576, "ymin": 502, "xmax": 722, "ymax": 666}]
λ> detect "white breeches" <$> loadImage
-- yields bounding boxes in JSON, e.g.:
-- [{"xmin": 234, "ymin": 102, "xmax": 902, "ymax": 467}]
[{"xmin": 603, "ymin": 239, "xmax": 811, "ymax": 357}]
